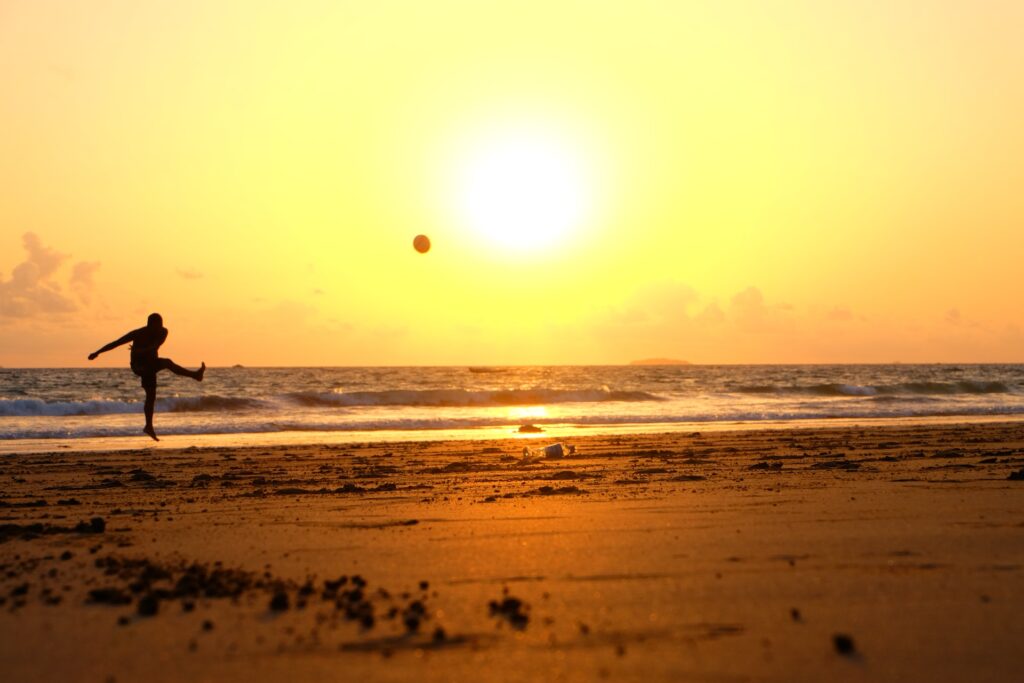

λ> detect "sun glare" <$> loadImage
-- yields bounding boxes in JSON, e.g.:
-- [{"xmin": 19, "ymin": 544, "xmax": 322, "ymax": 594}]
[{"xmin": 450, "ymin": 126, "xmax": 591, "ymax": 251}]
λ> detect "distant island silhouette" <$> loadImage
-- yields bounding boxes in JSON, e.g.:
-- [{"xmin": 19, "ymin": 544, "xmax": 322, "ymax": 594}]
[{"xmin": 629, "ymin": 358, "xmax": 691, "ymax": 366}]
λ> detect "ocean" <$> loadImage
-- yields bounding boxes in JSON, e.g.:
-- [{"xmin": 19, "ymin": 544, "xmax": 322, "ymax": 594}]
[{"xmin": 2, "ymin": 364, "xmax": 1024, "ymax": 449}]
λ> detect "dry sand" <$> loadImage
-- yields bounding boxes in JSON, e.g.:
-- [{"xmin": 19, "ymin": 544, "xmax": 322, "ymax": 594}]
[{"xmin": 2, "ymin": 421, "xmax": 1024, "ymax": 682}]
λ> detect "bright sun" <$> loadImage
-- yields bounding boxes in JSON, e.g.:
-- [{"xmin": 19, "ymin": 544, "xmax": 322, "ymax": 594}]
[{"xmin": 451, "ymin": 126, "xmax": 591, "ymax": 251}]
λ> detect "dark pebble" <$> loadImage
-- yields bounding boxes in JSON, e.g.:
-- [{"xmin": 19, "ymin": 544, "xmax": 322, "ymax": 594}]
[
  {"xmin": 88, "ymin": 588, "xmax": 132, "ymax": 605},
  {"xmin": 60, "ymin": 551, "xmax": 73, "ymax": 561},
  {"xmin": 269, "ymin": 591, "xmax": 290, "ymax": 611},
  {"xmin": 833, "ymin": 633, "xmax": 856, "ymax": 655},
  {"xmin": 137, "ymin": 594, "xmax": 159, "ymax": 617},
  {"xmin": 202, "ymin": 620, "xmax": 214, "ymax": 631}
]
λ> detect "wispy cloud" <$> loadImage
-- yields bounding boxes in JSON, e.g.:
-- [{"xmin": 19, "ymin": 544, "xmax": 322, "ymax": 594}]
[
  {"xmin": 71, "ymin": 261, "xmax": 101, "ymax": 303},
  {"xmin": 0, "ymin": 233, "xmax": 94, "ymax": 318}
]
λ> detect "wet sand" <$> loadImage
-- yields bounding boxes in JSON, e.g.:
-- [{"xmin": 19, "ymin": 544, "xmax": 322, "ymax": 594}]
[{"xmin": 2, "ymin": 421, "xmax": 1024, "ymax": 682}]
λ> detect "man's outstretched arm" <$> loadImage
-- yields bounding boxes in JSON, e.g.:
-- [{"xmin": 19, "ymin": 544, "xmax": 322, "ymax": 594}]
[{"xmin": 88, "ymin": 331, "xmax": 135, "ymax": 360}]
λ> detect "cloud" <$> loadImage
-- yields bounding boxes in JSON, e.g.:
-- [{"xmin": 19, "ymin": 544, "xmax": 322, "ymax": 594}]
[
  {"xmin": 71, "ymin": 261, "xmax": 101, "ymax": 303},
  {"xmin": 582, "ymin": 282, "xmax": 809, "ymax": 362},
  {"xmin": 729, "ymin": 286, "xmax": 792, "ymax": 333},
  {"xmin": 694, "ymin": 301, "xmax": 726, "ymax": 325},
  {"xmin": 0, "ymin": 233, "xmax": 79, "ymax": 318},
  {"xmin": 176, "ymin": 268, "xmax": 204, "ymax": 280},
  {"xmin": 945, "ymin": 308, "xmax": 982, "ymax": 329},
  {"xmin": 21, "ymin": 232, "xmax": 66, "ymax": 278},
  {"xmin": 602, "ymin": 282, "xmax": 700, "ymax": 328}
]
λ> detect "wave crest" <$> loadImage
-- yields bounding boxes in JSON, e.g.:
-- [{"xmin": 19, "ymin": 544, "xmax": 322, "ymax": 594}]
[
  {"xmin": 287, "ymin": 388, "xmax": 663, "ymax": 408},
  {"xmin": 735, "ymin": 380, "xmax": 1013, "ymax": 397},
  {"xmin": 0, "ymin": 395, "xmax": 264, "ymax": 417}
]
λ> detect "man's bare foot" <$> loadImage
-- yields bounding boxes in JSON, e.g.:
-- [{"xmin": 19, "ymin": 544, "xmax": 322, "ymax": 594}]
[
  {"xmin": 195, "ymin": 362, "xmax": 206, "ymax": 382},
  {"xmin": 143, "ymin": 425, "xmax": 159, "ymax": 441}
]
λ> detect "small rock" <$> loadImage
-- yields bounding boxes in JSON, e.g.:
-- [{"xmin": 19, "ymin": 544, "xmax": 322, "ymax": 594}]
[
  {"xmin": 833, "ymin": 633, "xmax": 856, "ymax": 655},
  {"xmin": 88, "ymin": 588, "xmax": 132, "ymax": 605},
  {"xmin": 137, "ymin": 594, "xmax": 159, "ymax": 617},
  {"xmin": 269, "ymin": 591, "xmax": 289, "ymax": 612},
  {"xmin": 489, "ymin": 595, "xmax": 529, "ymax": 630}
]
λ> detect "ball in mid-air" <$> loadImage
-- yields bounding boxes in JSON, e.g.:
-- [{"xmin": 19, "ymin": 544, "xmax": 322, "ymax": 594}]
[{"xmin": 413, "ymin": 234, "xmax": 431, "ymax": 253}]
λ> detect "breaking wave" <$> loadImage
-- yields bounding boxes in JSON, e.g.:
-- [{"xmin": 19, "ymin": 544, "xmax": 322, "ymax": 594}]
[
  {"xmin": 735, "ymin": 381, "xmax": 1014, "ymax": 397},
  {"xmin": 286, "ymin": 388, "xmax": 663, "ymax": 408},
  {"xmin": 0, "ymin": 395, "xmax": 265, "ymax": 417},
  {"xmin": 0, "ymin": 387, "xmax": 662, "ymax": 417}
]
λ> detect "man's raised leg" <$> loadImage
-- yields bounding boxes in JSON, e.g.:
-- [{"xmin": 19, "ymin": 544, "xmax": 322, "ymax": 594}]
[{"xmin": 158, "ymin": 358, "xmax": 205, "ymax": 381}]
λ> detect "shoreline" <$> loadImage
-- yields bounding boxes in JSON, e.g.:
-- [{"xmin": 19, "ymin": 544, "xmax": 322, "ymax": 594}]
[{"xmin": 4, "ymin": 412, "xmax": 1024, "ymax": 455}]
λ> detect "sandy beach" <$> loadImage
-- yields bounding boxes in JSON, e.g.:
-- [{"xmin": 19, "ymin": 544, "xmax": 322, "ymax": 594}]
[{"xmin": 2, "ymin": 421, "xmax": 1023, "ymax": 682}]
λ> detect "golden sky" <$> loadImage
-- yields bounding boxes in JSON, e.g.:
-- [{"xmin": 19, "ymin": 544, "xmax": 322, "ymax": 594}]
[{"xmin": 2, "ymin": 1, "xmax": 1022, "ymax": 366}]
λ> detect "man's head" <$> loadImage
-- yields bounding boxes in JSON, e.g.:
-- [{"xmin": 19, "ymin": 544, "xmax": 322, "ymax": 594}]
[{"xmin": 147, "ymin": 313, "xmax": 163, "ymax": 328}]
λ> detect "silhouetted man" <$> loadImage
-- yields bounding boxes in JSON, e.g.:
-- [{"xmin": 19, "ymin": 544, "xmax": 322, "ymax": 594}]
[{"xmin": 88, "ymin": 313, "xmax": 205, "ymax": 441}]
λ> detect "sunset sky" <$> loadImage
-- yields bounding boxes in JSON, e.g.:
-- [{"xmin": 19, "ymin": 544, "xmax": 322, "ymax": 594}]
[{"xmin": 2, "ymin": 1, "xmax": 1022, "ymax": 367}]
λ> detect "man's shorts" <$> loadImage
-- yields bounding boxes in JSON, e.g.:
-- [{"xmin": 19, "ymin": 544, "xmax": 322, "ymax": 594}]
[{"xmin": 131, "ymin": 360, "xmax": 159, "ymax": 391}]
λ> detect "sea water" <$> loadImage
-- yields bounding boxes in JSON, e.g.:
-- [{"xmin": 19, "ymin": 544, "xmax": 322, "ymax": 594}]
[{"xmin": 2, "ymin": 365, "xmax": 1024, "ymax": 448}]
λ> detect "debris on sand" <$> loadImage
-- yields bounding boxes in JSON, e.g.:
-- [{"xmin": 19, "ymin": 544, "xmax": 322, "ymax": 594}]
[
  {"xmin": 88, "ymin": 587, "xmax": 133, "ymax": 605},
  {"xmin": 670, "ymin": 474, "xmax": 707, "ymax": 482},
  {"xmin": 489, "ymin": 595, "xmax": 530, "ymax": 630},
  {"xmin": 521, "ymin": 443, "xmax": 576, "ymax": 460},
  {"xmin": 0, "ymin": 517, "xmax": 106, "ymax": 543},
  {"xmin": 811, "ymin": 460, "xmax": 860, "ymax": 471},
  {"xmin": 533, "ymin": 485, "xmax": 586, "ymax": 496},
  {"xmin": 749, "ymin": 461, "xmax": 783, "ymax": 471}
]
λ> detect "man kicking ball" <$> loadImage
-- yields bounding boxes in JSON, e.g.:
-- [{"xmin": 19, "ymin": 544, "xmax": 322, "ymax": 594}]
[{"xmin": 88, "ymin": 313, "xmax": 205, "ymax": 440}]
